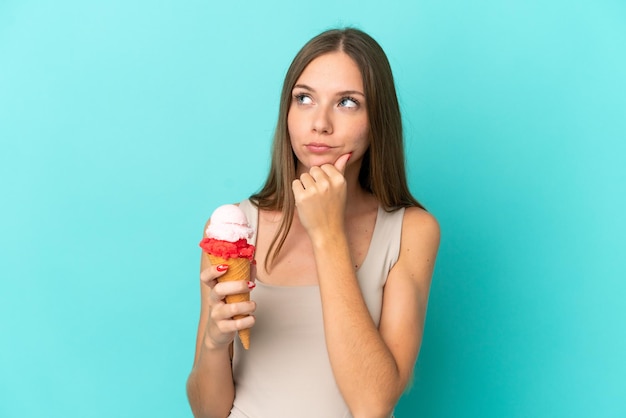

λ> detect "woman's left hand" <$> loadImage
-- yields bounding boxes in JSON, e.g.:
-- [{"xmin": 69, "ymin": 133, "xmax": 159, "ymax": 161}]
[{"xmin": 291, "ymin": 153, "xmax": 351, "ymax": 240}]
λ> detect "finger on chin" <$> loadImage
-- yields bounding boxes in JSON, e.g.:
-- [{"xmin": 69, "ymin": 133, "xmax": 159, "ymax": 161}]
[{"xmin": 333, "ymin": 152, "xmax": 352, "ymax": 174}]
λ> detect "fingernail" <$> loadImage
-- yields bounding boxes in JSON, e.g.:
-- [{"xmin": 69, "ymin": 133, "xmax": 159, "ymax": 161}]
[
  {"xmin": 248, "ymin": 281, "xmax": 256, "ymax": 289},
  {"xmin": 216, "ymin": 264, "xmax": 229, "ymax": 272}
]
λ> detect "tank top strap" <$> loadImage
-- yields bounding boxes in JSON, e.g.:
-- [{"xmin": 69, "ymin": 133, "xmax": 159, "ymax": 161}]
[{"xmin": 370, "ymin": 206, "xmax": 405, "ymax": 280}]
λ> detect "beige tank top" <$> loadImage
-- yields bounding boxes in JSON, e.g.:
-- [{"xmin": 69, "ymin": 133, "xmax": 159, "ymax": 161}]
[{"xmin": 228, "ymin": 199, "xmax": 404, "ymax": 418}]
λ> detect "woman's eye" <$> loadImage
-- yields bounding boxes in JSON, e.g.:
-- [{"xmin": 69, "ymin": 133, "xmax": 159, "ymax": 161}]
[
  {"xmin": 339, "ymin": 97, "xmax": 359, "ymax": 108},
  {"xmin": 294, "ymin": 94, "xmax": 313, "ymax": 105}
]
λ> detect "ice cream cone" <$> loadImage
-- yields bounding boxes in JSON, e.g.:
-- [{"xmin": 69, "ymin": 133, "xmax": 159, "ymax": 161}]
[{"xmin": 208, "ymin": 253, "xmax": 251, "ymax": 349}]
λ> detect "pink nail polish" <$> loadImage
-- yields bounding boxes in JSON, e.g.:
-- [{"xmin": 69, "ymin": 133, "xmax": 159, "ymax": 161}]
[
  {"xmin": 248, "ymin": 281, "xmax": 256, "ymax": 289},
  {"xmin": 216, "ymin": 264, "xmax": 229, "ymax": 272}
]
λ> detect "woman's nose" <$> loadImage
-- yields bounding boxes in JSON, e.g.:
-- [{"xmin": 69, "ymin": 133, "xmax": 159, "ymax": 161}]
[{"xmin": 311, "ymin": 106, "xmax": 333, "ymax": 135}]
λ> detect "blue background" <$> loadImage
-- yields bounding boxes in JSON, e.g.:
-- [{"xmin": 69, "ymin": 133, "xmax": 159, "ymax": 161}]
[{"xmin": 1, "ymin": 1, "xmax": 625, "ymax": 417}]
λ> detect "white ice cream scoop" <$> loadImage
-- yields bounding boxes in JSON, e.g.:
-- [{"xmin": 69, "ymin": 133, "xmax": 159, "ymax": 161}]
[{"xmin": 205, "ymin": 204, "xmax": 254, "ymax": 242}]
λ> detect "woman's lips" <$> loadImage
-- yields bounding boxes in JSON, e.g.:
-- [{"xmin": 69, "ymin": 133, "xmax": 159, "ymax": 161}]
[{"xmin": 305, "ymin": 143, "xmax": 333, "ymax": 153}]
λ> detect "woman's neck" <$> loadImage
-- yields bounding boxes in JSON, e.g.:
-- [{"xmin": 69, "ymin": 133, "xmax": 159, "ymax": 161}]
[{"xmin": 343, "ymin": 163, "xmax": 377, "ymax": 214}]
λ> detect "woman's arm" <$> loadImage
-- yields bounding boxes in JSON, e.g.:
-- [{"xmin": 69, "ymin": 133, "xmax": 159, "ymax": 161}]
[
  {"xmin": 314, "ymin": 207, "xmax": 439, "ymax": 418},
  {"xmin": 186, "ymin": 222, "xmax": 257, "ymax": 418},
  {"xmin": 292, "ymin": 157, "xmax": 440, "ymax": 418}
]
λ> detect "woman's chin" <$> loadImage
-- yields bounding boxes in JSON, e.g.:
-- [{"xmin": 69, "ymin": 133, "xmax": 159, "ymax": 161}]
[{"xmin": 298, "ymin": 158, "xmax": 333, "ymax": 171}]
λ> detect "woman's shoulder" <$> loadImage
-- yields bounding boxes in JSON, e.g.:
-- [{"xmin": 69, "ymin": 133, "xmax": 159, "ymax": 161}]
[{"xmin": 401, "ymin": 206, "xmax": 440, "ymax": 246}]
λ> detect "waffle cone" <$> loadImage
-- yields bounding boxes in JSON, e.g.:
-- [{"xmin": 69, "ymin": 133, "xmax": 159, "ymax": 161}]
[{"xmin": 208, "ymin": 254, "xmax": 251, "ymax": 349}]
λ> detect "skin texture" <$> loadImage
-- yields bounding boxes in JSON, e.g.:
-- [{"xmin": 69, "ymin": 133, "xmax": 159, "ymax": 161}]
[{"xmin": 187, "ymin": 52, "xmax": 440, "ymax": 418}]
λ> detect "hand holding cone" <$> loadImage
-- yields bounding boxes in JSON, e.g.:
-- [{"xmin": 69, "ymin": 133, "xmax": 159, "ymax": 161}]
[
  {"xmin": 199, "ymin": 204, "xmax": 256, "ymax": 350},
  {"xmin": 207, "ymin": 254, "xmax": 252, "ymax": 349}
]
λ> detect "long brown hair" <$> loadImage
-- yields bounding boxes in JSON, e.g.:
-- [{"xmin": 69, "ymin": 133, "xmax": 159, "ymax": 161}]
[{"xmin": 251, "ymin": 27, "xmax": 423, "ymax": 270}]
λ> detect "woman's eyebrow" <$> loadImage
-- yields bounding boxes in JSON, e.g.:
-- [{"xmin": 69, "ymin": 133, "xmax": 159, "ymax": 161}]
[
  {"xmin": 293, "ymin": 83, "xmax": 315, "ymax": 92},
  {"xmin": 337, "ymin": 90, "xmax": 365, "ymax": 98},
  {"xmin": 293, "ymin": 84, "xmax": 365, "ymax": 98}
]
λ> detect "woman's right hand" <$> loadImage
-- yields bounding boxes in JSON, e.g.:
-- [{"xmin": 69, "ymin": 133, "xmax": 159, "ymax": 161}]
[{"xmin": 199, "ymin": 263, "xmax": 256, "ymax": 350}]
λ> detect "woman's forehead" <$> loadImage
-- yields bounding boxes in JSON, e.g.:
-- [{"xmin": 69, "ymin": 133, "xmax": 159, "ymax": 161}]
[{"xmin": 295, "ymin": 52, "xmax": 364, "ymax": 93}]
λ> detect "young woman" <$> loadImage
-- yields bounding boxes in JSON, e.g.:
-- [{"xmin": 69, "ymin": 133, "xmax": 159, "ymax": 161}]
[{"xmin": 187, "ymin": 28, "xmax": 440, "ymax": 418}]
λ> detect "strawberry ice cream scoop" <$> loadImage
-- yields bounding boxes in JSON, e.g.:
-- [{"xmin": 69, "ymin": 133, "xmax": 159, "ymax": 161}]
[
  {"xmin": 200, "ymin": 204, "xmax": 255, "ymax": 260},
  {"xmin": 205, "ymin": 204, "xmax": 254, "ymax": 243}
]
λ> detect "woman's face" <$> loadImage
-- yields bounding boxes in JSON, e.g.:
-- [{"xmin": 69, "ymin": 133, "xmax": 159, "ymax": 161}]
[{"xmin": 287, "ymin": 51, "xmax": 370, "ymax": 174}]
